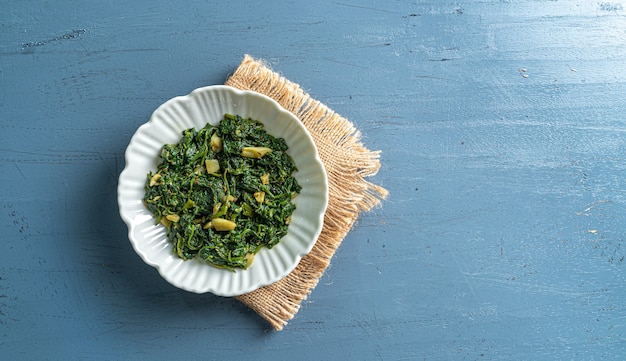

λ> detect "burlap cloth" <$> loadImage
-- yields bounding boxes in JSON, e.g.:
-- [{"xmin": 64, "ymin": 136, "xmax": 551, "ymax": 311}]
[{"xmin": 225, "ymin": 55, "xmax": 388, "ymax": 330}]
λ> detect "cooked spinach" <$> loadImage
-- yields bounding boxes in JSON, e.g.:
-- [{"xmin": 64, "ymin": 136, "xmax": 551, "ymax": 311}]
[{"xmin": 143, "ymin": 114, "xmax": 301, "ymax": 270}]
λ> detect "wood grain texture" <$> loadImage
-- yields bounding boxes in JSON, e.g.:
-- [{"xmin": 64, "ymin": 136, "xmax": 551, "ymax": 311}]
[{"xmin": 1, "ymin": 0, "xmax": 625, "ymax": 359}]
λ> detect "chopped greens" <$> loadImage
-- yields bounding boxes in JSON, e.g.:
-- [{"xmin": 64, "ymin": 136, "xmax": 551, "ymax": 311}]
[{"xmin": 143, "ymin": 114, "xmax": 301, "ymax": 271}]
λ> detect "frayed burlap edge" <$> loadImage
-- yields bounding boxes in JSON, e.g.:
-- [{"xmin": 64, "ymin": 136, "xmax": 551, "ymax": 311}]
[{"xmin": 226, "ymin": 55, "xmax": 388, "ymax": 330}]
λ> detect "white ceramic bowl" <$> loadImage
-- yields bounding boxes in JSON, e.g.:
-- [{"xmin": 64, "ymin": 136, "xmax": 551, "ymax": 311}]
[{"xmin": 118, "ymin": 85, "xmax": 328, "ymax": 296}]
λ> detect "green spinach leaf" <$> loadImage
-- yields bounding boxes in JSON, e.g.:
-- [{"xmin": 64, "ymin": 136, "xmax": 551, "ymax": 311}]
[{"xmin": 144, "ymin": 114, "xmax": 301, "ymax": 271}]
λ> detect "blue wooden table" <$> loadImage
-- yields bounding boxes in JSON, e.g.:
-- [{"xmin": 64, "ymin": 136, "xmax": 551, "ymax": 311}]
[{"xmin": 2, "ymin": 1, "xmax": 625, "ymax": 359}]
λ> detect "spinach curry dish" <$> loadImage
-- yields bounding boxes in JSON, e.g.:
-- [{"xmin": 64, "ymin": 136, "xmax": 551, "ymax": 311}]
[{"xmin": 143, "ymin": 114, "xmax": 301, "ymax": 270}]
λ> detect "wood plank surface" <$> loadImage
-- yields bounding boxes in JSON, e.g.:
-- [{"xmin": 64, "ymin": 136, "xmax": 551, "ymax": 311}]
[{"xmin": 1, "ymin": 1, "xmax": 625, "ymax": 359}]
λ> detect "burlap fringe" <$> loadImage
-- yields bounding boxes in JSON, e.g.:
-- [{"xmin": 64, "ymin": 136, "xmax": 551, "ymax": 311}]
[{"xmin": 226, "ymin": 55, "xmax": 388, "ymax": 330}]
